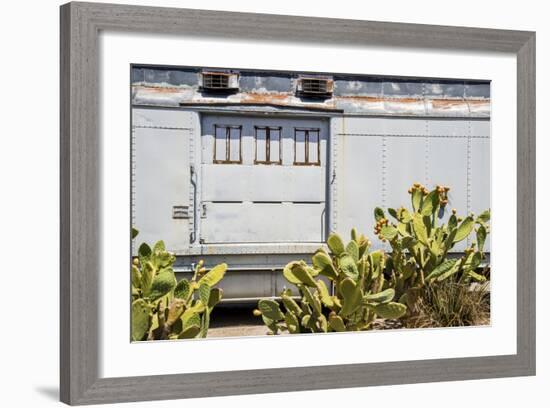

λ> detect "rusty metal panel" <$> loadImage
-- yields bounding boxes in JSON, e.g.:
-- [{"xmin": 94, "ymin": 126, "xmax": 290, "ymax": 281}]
[
  {"xmin": 132, "ymin": 66, "xmax": 490, "ymax": 119},
  {"xmin": 239, "ymin": 74, "xmax": 292, "ymax": 93},
  {"xmin": 133, "ymin": 126, "xmax": 190, "ymax": 252}
]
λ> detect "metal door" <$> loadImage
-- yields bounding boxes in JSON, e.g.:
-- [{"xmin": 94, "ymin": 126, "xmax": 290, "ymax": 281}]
[
  {"xmin": 132, "ymin": 109, "xmax": 193, "ymax": 253},
  {"xmin": 199, "ymin": 114, "xmax": 329, "ymax": 245}
]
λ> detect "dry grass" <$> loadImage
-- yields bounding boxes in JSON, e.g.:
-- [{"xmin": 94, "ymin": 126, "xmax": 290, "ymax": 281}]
[{"xmin": 402, "ymin": 281, "xmax": 490, "ymax": 329}]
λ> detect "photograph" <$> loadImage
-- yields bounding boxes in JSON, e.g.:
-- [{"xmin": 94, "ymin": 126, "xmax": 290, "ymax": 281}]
[
  {"xmin": 49, "ymin": 0, "xmax": 538, "ymax": 405},
  {"xmin": 130, "ymin": 64, "xmax": 491, "ymax": 341}
]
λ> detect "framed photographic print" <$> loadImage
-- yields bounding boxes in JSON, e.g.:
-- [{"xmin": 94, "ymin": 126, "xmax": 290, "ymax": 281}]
[{"xmin": 60, "ymin": 2, "xmax": 536, "ymax": 405}]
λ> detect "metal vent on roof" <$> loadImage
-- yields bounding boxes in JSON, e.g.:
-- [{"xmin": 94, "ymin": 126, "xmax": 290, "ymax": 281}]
[
  {"xmin": 296, "ymin": 77, "xmax": 333, "ymax": 98},
  {"xmin": 200, "ymin": 71, "xmax": 239, "ymax": 92}
]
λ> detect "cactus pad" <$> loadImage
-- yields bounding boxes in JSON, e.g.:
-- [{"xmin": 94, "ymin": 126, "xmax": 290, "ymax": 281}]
[
  {"xmin": 131, "ymin": 299, "xmax": 151, "ymax": 341},
  {"xmin": 373, "ymin": 302, "xmax": 407, "ymax": 319}
]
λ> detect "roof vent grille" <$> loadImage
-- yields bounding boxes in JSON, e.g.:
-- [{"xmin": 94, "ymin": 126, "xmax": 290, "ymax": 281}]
[
  {"xmin": 297, "ymin": 77, "xmax": 333, "ymax": 98},
  {"xmin": 200, "ymin": 71, "xmax": 239, "ymax": 92}
]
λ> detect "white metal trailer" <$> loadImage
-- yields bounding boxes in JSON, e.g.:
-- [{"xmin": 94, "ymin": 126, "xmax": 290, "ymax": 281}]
[{"xmin": 132, "ymin": 66, "xmax": 490, "ymax": 301}]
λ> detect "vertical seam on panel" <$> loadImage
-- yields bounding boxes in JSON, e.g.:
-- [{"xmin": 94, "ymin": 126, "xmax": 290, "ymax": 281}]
[
  {"xmin": 331, "ymin": 119, "xmax": 338, "ymax": 232},
  {"xmin": 381, "ymin": 136, "xmax": 387, "ymax": 209},
  {"xmin": 467, "ymin": 120, "xmax": 472, "ymax": 214},
  {"xmin": 271, "ymin": 269, "xmax": 276, "ymax": 297},
  {"xmin": 423, "ymin": 83, "xmax": 430, "ymax": 188},
  {"xmin": 425, "ymin": 120, "xmax": 430, "ymax": 187},
  {"xmin": 130, "ymin": 127, "xmax": 136, "ymax": 254},
  {"xmin": 188, "ymin": 113, "xmax": 195, "ymax": 246},
  {"xmin": 466, "ymin": 120, "xmax": 473, "ymax": 246}
]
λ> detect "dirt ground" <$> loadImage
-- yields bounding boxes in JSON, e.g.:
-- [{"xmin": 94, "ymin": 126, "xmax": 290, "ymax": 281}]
[{"xmin": 207, "ymin": 305, "xmax": 268, "ymax": 338}]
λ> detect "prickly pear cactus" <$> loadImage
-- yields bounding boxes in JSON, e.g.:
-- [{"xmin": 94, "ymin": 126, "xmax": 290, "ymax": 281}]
[
  {"xmin": 255, "ymin": 229, "xmax": 407, "ymax": 334},
  {"xmin": 130, "ymin": 228, "xmax": 227, "ymax": 341},
  {"xmin": 373, "ymin": 183, "xmax": 490, "ymax": 313}
]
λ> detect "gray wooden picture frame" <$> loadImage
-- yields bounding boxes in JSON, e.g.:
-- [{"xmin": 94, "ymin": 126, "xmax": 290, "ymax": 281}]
[{"xmin": 60, "ymin": 2, "xmax": 536, "ymax": 405}]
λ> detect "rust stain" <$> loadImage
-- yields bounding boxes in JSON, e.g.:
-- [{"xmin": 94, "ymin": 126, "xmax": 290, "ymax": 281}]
[
  {"xmin": 466, "ymin": 100, "xmax": 489, "ymax": 106},
  {"xmin": 430, "ymin": 99, "xmax": 489, "ymax": 111},
  {"xmin": 237, "ymin": 102, "xmax": 337, "ymax": 111},
  {"xmin": 337, "ymin": 96, "xmax": 425, "ymax": 104},
  {"xmin": 337, "ymin": 95, "xmax": 386, "ymax": 103},
  {"xmin": 132, "ymin": 85, "xmax": 489, "ymax": 114},
  {"xmin": 133, "ymin": 85, "xmax": 183, "ymax": 94},
  {"xmin": 430, "ymin": 99, "xmax": 469, "ymax": 109},
  {"xmin": 241, "ymin": 92, "xmax": 290, "ymax": 104}
]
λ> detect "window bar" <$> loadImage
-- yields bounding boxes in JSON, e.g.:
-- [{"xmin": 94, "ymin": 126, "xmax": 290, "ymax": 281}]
[
  {"xmin": 225, "ymin": 126, "xmax": 230, "ymax": 162},
  {"xmin": 266, "ymin": 128, "xmax": 271, "ymax": 163},
  {"xmin": 294, "ymin": 128, "xmax": 320, "ymax": 165},
  {"xmin": 274, "ymin": 127, "xmax": 282, "ymax": 164},
  {"xmin": 305, "ymin": 130, "xmax": 309, "ymax": 164}
]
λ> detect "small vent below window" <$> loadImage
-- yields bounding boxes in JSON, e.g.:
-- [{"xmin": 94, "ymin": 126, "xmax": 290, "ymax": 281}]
[
  {"xmin": 201, "ymin": 71, "xmax": 239, "ymax": 92},
  {"xmin": 297, "ymin": 77, "xmax": 333, "ymax": 98}
]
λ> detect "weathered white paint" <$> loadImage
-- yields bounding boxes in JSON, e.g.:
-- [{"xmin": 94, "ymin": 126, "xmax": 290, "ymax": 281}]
[
  {"xmin": 132, "ymin": 84, "xmax": 490, "ymax": 118},
  {"xmin": 201, "ymin": 202, "xmax": 325, "ymax": 243},
  {"xmin": 470, "ymin": 138, "xmax": 491, "ymax": 217},
  {"xmin": 340, "ymin": 116, "xmax": 427, "ymax": 135},
  {"xmin": 132, "ymin": 107, "xmax": 490, "ymax": 299},
  {"xmin": 133, "ymin": 126, "xmax": 190, "ymax": 252},
  {"xmin": 333, "ymin": 116, "xmax": 491, "ymax": 251},
  {"xmin": 332, "ymin": 118, "xmax": 384, "ymax": 238},
  {"xmin": 201, "ymin": 165, "xmax": 325, "ymax": 202}
]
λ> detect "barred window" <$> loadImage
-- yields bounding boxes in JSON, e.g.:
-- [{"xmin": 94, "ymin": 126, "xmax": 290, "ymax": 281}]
[
  {"xmin": 255, "ymin": 126, "xmax": 282, "ymax": 164},
  {"xmin": 214, "ymin": 125, "xmax": 242, "ymax": 164},
  {"xmin": 294, "ymin": 128, "xmax": 320, "ymax": 165}
]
